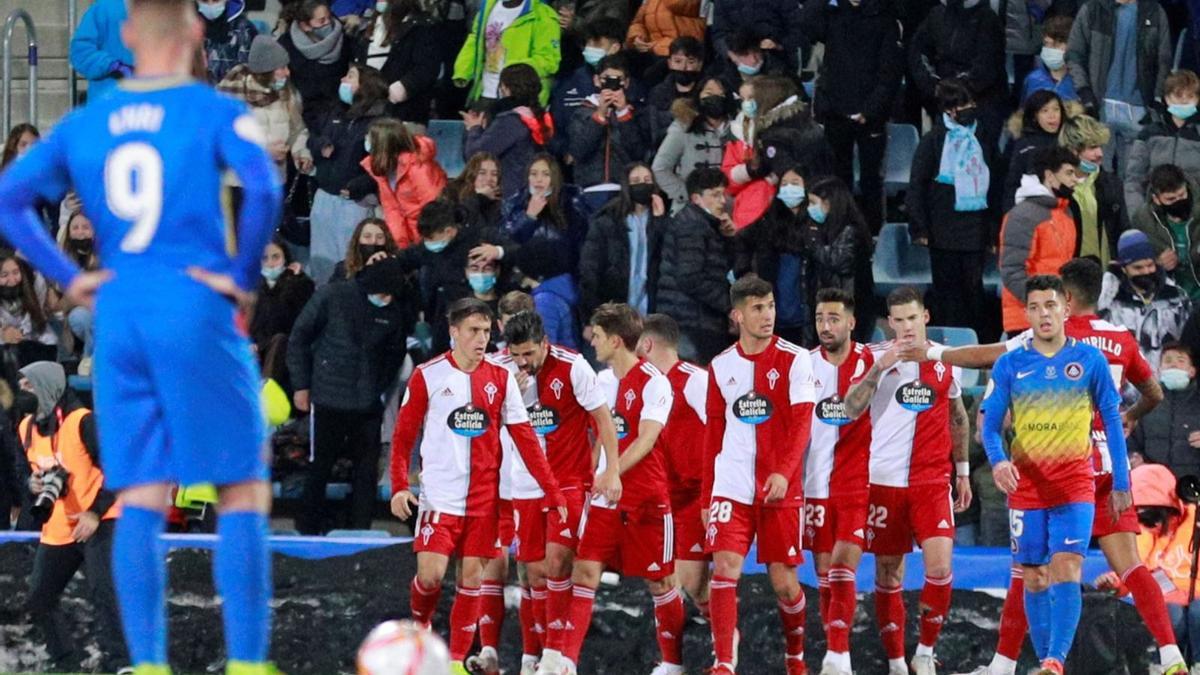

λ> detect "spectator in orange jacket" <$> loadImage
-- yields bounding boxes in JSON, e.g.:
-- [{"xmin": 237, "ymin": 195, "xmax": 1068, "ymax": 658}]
[
  {"xmin": 354, "ymin": 117, "xmax": 447, "ymax": 247},
  {"xmin": 625, "ymin": 0, "xmax": 706, "ymax": 58}
]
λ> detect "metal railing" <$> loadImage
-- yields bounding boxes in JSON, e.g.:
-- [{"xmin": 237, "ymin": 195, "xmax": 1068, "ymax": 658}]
[
  {"xmin": 68, "ymin": 0, "xmax": 77, "ymax": 107},
  {"xmin": 2, "ymin": 9, "xmax": 37, "ymax": 132}
]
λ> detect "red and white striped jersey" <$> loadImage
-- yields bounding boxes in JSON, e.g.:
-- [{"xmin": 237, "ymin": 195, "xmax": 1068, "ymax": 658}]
[
  {"xmin": 1005, "ymin": 314, "xmax": 1153, "ymax": 475},
  {"xmin": 867, "ymin": 341, "xmax": 962, "ymax": 488},
  {"xmin": 593, "ymin": 360, "xmax": 673, "ymax": 511},
  {"xmin": 507, "ymin": 346, "xmax": 607, "ymax": 500},
  {"xmin": 391, "ymin": 351, "xmax": 560, "ymax": 517},
  {"xmin": 704, "ymin": 336, "xmax": 817, "ymax": 507},
  {"xmin": 660, "ymin": 360, "xmax": 709, "ymax": 499},
  {"xmin": 805, "ymin": 342, "xmax": 875, "ymax": 499}
]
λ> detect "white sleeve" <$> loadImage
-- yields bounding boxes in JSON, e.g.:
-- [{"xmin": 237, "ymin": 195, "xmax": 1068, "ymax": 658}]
[
  {"xmin": 502, "ymin": 370, "xmax": 531, "ymax": 424},
  {"xmin": 683, "ymin": 369, "xmax": 708, "ymax": 423},
  {"xmin": 789, "ymin": 351, "xmax": 817, "ymax": 405},
  {"xmin": 1006, "ymin": 331, "xmax": 1030, "ymax": 352},
  {"xmin": 570, "ymin": 357, "xmax": 607, "ymax": 411},
  {"xmin": 949, "ymin": 365, "xmax": 963, "ymax": 399},
  {"xmin": 596, "ymin": 369, "xmax": 619, "ymax": 409},
  {"xmin": 640, "ymin": 374, "xmax": 674, "ymax": 425}
]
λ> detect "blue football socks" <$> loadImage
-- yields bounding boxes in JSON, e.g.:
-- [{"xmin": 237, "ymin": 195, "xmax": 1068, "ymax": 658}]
[
  {"xmin": 214, "ymin": 511, "xmax": 272, "ymax": 662},
  {"xmin": 1047, "ymin": 581, "xmax": 1083, "ymax": 663},
  {"xmin": 1024, "ymin": 585, "xmax": 1051, "ymax": 660},
  {"xmin": 113, "ymin": 506, "xmax": 169, "ymax": 666}
]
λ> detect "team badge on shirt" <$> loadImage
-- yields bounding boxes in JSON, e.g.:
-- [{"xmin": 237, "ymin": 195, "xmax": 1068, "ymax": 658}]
[
  {"xmin": 528, "ymin": 403, "xmax": 561, "ymax": 435},
  {"xmin": 733, "ymin": 391, "xmax": 773, "ymax": 425},
  {"xmin": 448, "ymin": 404, "xmax": 488, "ymax": 437},
  {"xmin": 896, "ymin": 381, "xmax": 935, "ymax": 413},
  {"xmin": 1064, "ymin": 362, "xmax": 1084, "ymax": 381}
]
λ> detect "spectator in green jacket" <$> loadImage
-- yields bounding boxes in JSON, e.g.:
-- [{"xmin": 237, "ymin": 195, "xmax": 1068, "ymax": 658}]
[{"xmin": 452, "ymin": 0, "xmax": 561, "ymax": 105}]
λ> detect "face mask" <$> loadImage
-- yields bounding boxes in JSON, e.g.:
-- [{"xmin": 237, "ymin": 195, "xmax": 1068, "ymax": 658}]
[
  {"xmin": 338, "ymin": 82, "xmax": 355, "ymax": 105},
  {"xmin": 1040, "ymin": 46, "xmax": 1065, "ymax": 70},
  {"xmin": 629, "ymin": 183, "xmax": 655, "ymax": 205},
  {"xmin": 424, "ymin": 238, "xmax": 450, "ymax": 253},
  {"xmin": 375, "ymin": 0, "xmax": 389, "ymax": 12},
  {"xmin": 0, "ymin": 284, "xmax": 21, "ymax": 301},
  {"xmin": 954, "ymin": 107, "xmax": 978, "ymax": 128},
  {"xmin": 12, "ymin": 390, "xmax": 37, "ymax": 420},
  {"xmin": 70, "ymin": 238, "xmax": 94, "ymax": 255},
  {"xmin": 312, "ymin": 23, "xmax": 335, "ymax": 39},
  {"xmin": 672, "ymin": 69, "xmax": 701, "ymax": 86},
  {"xmin": 1130, "ymin": 272, "xmax": 1159, "ymax": 293},
  {"xmin": 582, "ymin": 46, "xmax": 607, "ymax": 67},
  {"xmin": 698, "ymin": 95, "xmax": 728, "ymax": 119},
  {"xmin": 364, "ymin": 136, "xmax": 373, "ymax": 153},
  {"xmin": 778, "ymin": 184, "xmax": 806, "ymax": 208},
  {"xmin": 262, "ymin": 265, "xmax": 285, "ymax": 282},
  {"xmin": 468, "ymin": 272, "xmax": 497, "ymax": 294},
  {"xmin": 1078, "ymin": 159, "xmax": 1099, "ymax": 174},
  {"xmin": 1052, "ymin": 185, "xmax": 1074, "ymax": 199},
  {"xmin": 359, "ymin": 243, "xmax": 386, "ymax": 260},
  {"xmin": 741, "ymin": 99, "xmax": 758, "ymax": 118},
  {"xmin": 272, "ymin": 77, "xmax": 288, "ymax": 91},
  {"xmin": 529, "ymin": 186, "xmax": 552, "ymax": 198},
  {"xmin": 807, "ymin": 203, "xmax": 828, "ymax": 224},
  {"xmin": 367, "ymin": 294, "xmax": 391, "ymax": 307},
  {"xmin": 197, "ymin": 1, "xmax": 226, "ymax": 20},
  {"xmin": 736, "ymin": 60, "xmax": 762, "ymax": 76},
  {"xmin": 1161, "ymin": 368, "xmax": 1192, "ymax": 391},
  {"xmin": 1163, "ymin": 195, "xmax": 1193, "ymax": 220},
  {"xmin": 1169, "ymin": 103, "xmax": 1198, "ymax": 120}
]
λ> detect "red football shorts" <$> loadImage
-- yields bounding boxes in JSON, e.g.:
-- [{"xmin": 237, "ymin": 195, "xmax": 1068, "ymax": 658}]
[
  {"xmin": 1091, "ymin": 473, "xmax": 1139, "ymax": 538},
  {"xmin": 803, "ymin": 493, "xmax": 869, "ymax": 554},
  {"xmin": 577, "ymin": 503, "xmax": 675, "ymax": 580},
  {"xmin": 498, "ymin": 499, "xmax": 515, "ymax": 548},
  {"xmin": 512, "ymin": 497, "xmax": 547, "ymax": 562},
  {"xmin": 865, "ymin": 483, "xmax": 955, "ymax": 556},
  {"xmin": 672, "ymin": 490, "xmax": 709, "ymax": 562},
  {"xmin": 413, "ymin": 509, "xmax": 501, "ymax": 558},
  {"xmin": 705, "ymin": 498, "xmax": 803, "ymax": 566}
]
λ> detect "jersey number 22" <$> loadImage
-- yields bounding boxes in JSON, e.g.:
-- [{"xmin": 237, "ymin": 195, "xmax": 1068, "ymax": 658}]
[{"xmin": 105, "ymin": 142, "xmax": 164, "ymax": 253}]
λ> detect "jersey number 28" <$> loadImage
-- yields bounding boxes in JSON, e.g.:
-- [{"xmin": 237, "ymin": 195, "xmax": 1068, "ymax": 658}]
[{"xmin": 105, "ymin": 142, "xmax": 163, "ymax": 253}]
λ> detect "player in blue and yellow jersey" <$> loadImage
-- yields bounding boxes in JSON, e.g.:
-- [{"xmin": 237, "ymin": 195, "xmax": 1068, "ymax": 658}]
[
  {"xmin": 0, "ymin": 1, "xmax": 281, "ymax": 674},
  {"xmin": 981, "ymin": 274, "xmax": 1130, "ymax": 675}
]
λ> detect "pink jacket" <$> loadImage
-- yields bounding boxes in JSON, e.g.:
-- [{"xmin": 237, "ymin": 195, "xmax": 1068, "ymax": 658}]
[{"xmin": 360, "ymin": 135, "xmax": 448, "ymax": 247}]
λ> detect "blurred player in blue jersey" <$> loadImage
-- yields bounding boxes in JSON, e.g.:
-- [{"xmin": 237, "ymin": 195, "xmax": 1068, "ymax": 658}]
[
  {"xmin": 980, "ymin": 275, "xmax": 1130, "ymax": 675},
  {"xmin": 0, "ymin": 1, "xmax": 282, "ymax": 673}
]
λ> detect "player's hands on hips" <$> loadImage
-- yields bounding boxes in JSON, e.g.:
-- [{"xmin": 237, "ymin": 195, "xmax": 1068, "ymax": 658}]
[
  {"xmin": 64, "ymin": 270, "xmax": 113, "ymax": 310},
  {"xmin": 953, "ymin": 475, "xmax": 973, "ymax": 512},
  {"xmin": 594, "ymin": 468, "xmax": 622, "ymax": 504},
  {"xmin": 1109, "ymin": 489, "xmax": 1133, "ymax": 523},
  {"xmin": 293, "ymin": 389, "xmax": 310, "ymax": 413},
  {"xmin": 992, "ymin": 460, "xmax": 1019, "ymax": 495},
  {"xmin": 187, "ymin": 267, "xmax": 255, "ymax": 313},
  {"xmin": 762, "ymin": 473, "xmax": 788, "ymax": 503},
  {"xmin": 69, "ymin": 511, "xmax": 100, "ymax": 543},
  {"xmin": 390, "ymin": 490, "xmax": 418, "ymax": 520}
]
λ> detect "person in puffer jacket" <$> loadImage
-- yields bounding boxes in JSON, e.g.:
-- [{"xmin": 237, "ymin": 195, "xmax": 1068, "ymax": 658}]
[
  {"xmin": 624, "ymin": 0, "xmax": 706, "ymax": 58},
  {"xmin": 348, "ymin": 117, "xmax": 448, "ymax": 248},
  {"xmin": 999, "ymin": 145, "xmax": 1081, "ymax": 332},
  {"xmin": 197, "ymin": 0, "xmax": 258, "ymax": 84},
  {"xmin": 1125, "ymin": 70, "xmax": 1200, "ymax": 214},
  {"xmin": 652, "ymin": 77, "xmax": 734, "ymax": 212},
  {"xmin": 464, "ymin": 63, "xmax": 555, "ymax": 199},
  {"xmin": 568, "ymin": 53, "xmax": 652, "ymax": 188}
]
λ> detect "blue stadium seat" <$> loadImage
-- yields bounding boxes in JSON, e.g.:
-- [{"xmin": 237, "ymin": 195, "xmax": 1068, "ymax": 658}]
[
  {"xmin": 427, "ymin": 119, "xmax": 466, "ymax": 178},
  {"xmin": 983, "ymin": 252, "xmax": 1001, "ymax": 296},
  {"xmin": 873, "ymin": 222, "xmax": 932, "ymax": 296},
  {"xmin": 870, "ymin": 325, "xmax": 887, "ymax": 344},
  {"xmin": 327, "ymin": 529, "xmax": 391, "ymax": 539},
  {"xmin": 884, "ymin": 123, "xmax": 919, "ymax": 196},
  {"xmin": 926, "ymin": 326, "xmax": 982, "ymax": 391}
]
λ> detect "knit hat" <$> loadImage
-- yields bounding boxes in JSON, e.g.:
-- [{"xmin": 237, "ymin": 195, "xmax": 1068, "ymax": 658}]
[
  {"xmin": 1117, "ymin": 229, "xmax": 1157, "ymax": 265},
  {"xmin": 248, "ymin": 35, "xmax": 289, "ymax": 74},
  {"xmin": 508, "ymin": 238, "xmax": 571, "ymax": 281},
  {"xmin": 357, "ymin": 256, "xmax": 407, "ymax": 297}
]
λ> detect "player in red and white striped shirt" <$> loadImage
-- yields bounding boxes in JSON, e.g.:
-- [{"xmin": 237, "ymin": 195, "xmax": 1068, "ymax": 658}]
[
  {"xmin": 389, "ymin": 299, "xmax": 566, "ymax": 671},
  {"xmin": 704, "ymin": 276, "xmax": 816, "ymax": 675},
  {"xmin": 538, "ymin": 303, "xmax": 684, "ymax": 675},
  {"xmin": 841, "ymin": 287, "xmax": 972, "ymax": 675},
  {"xmin": 637, "ymin": 313, "xmax": 712, "ymax": 618},
  {"xmin": 804, "ymin": 289, "xmax": 875, "ymax": 675}
]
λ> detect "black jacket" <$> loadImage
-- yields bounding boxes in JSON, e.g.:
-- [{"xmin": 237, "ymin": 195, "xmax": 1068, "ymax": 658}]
[
  {"xmin": 656, "ymin": 203, "xmax": 734, "ymax": 335},
  {"xmin": 906, "ymin": 123, "xmax": 1001, "ymax": 251},
  {"xmin": 287, "ymin": 278, "xmax": 413, "ymax": 412},
  {"xmin": 803, "ymin": 0, "xmax": 904, "ymax": 124},
  {"xmin": 354, "ymin": 17, "xmax": 441, "ymax": 125},
  {"xmin": 251, "ymin": 270, "xmax": 315, "ymax": 348},
  {"xmin": 307, "ymin": 101, "xmax": 386, "ymax": 195},
  {"xmin": 1002, "ymin": 127, "xmax": 1060, "ymax": 212},
  {"xmin": 754, "ymin": 97, "xmax": 835, "ymax": 180},
  {"xmin": 568, "ymin": 100, "xmax": 652, "ymax": 188},
  {"xmin": 909, "ymin": 0, "xmax": 1007, "ymax": 107},
  {"xmin": 1129, "ymin": 383, "xmax": 1200, "ymax": 479},
  {"xmin": 578, "ymin": 201, "xmax": 667, "ymax": 316},
  {"xmin": 278, "ymin": 30, "xmax": 352, "ymax": 130},
  {"xmin": 711, "ymin": 0, "xmax": 806, "ymax": 69},
  {"xmin": 734, "ymin": 200, "xmax": 814, "ymax": 329},
  {"xmin": 396, "ymin": 237, "xmax": 476, "ymax": 354}
]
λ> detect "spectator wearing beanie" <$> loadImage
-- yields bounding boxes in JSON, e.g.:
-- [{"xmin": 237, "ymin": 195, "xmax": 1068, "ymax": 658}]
[
  {"xmin": 1125, "ymin": 70, "xmax": 1200, "ymax": 214},
  {"xmin": 69, "ymin": 0, "xmax": 133, "ymax": 103},
  {"xmin": 253, "ymin": 236, "xmax": 315, "ymax": 395},
  {"xmin": 653, "ymin": 76, "xmax": 733, "ymax": 212},
  {"xmin": 711, "ymin": 0, "xmax": 806, "ymax": 72},
  {"xmin": 509, "ymin": 239, "xmax": 581, "ymax": 349},
  {"xmin": 452, "ymin": 0, "xmax": 561, "ymax": 105},
  {"xmin": 625, "ymin": 0, "xmax": 706, "ymax": 59},
  {"xmin": 999, "ymin": 146, "xmax": 1080, "ymax": 333},
  {"xmin": 1132, "ymin": 164, "xmax": 1200, "ymax": 300},
  {"xmin": 217, "ymin": 35, "xmax": 314, "ymax": 181},
  {"xmin": 464, "ymin": 63, "xmax": 555, "ymax": 200},
  {"xmin": 1020, "ymin": 14, "xmax": 1078, "ymax": 105},
  {"xmin": 908, "ymin": 79, "xmax": 997, "ymax": 332},
  {"xmin": 1060, "ymin": 113, "xmax": 1127, "ymax": 269},
  {"xmin": 348, "ymin": 117, "xmax": 447, "ymax": 248},
  {"xmin": 355, "ymin": 0, "xmax": 441, "ymax": 127},
  {"xmin": 197, "ymin": 0, "xmax": 258, "ymax": 83},
  {"xmin": 287, "ymin": 255, "xmax": 413, "ymax": 535},
  {"xmin": 568, "ymin": 53, "xmax": 653, "ymax": 188},
  {"xmin": 801, "ymin": 0, "xmax": 904, "ymax": 234},
  {"xmin": 278, "ymin": 0, "xmax": 353, "ymax": 129},
  {"xmin": 1102, "ymin": 229, "xmax": 1193, "ymax": 374}
]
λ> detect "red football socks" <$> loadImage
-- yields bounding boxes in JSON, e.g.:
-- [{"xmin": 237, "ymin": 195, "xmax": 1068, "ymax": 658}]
[
  {"xmin": 653, "ymin": 588, "xmax": 686, "ymax": 664},
  {"xmin": 918, "ymin": 574, "xmax": 953, "ymax": 649},
  {"xmin": 544, "ymin": 576, "xmax": 573, "ymax": 652},
  {"xmin": 827, "ymin": 564, "xmax": 857, "ymax": 654},
  {"xmin": 410, "ymin": 577, "xmax": 441, "ymax": 627},
  {"xmin": 448, "ymin": 585, "xmax": 481, "ymax": 660},
  {"xmin": 1123, "ymin": 564, "xmax": 1178, "ymax": 649},
  {"xmin": 777, "ymin": 591, "xmax": 807, "ymax": 662},
  {"xmin": 564, "ymin": 584, "xmax": 596, "ymax": 662},
  {"xmin": 875, "ymin": 583, "xmax": 906, "ymax": 660},
  {"xmin": 996, "ymin": 567, "xmax": 1027, "ymax": 661},
  {"xmin": 478, "ymin": 580, "xmax": 505, "ymax": 649},
  {"xmin": 710, "ymin": 575, "xmax": 740, "ymax": 666}
]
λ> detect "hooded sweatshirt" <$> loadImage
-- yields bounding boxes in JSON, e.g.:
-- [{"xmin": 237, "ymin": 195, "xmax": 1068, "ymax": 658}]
[{"xmin": 999, "ymin": 174, "xmax": 1079, "ymax": 331}]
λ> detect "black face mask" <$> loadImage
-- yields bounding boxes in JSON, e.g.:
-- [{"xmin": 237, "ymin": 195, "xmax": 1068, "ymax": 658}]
[
  {"xmin": 672, "ymin": 69, "xmax": 701, "ymax": 86},
  {"xmin": 358, "ymin": 243, "xmax": 387, "ymax": 260},
  {"xmin": 1163, "ymin": 195, "xmax": 1193, "ymax": 220},
  {"xmin": 70, "ymin": 238, "xmax": 93, "ymax": 255},
  {"xmin": 698, "ymin": 95, "xmax": 728, "ymax": 119},
  {"xmin": 0, "ymin": 284, "xmax": 21, "ymax": 301},
  {"xmin": 11, "ymin": 390, "xmax": 36, "ymax": 421},
  {"xmin": 1130, "ymin": 272, "xmax": 1160, "ymax": 293},
  {"xmin": 954, "ymin": 107, "xmax": 978, "ymax": 127},
  {"xmin": 1053, "ymin": 185, "xmax": 1074, "ymax": 199},
  {"xmin": 629, "ymin": 183, "xmax": 655, "ymax": 205}
]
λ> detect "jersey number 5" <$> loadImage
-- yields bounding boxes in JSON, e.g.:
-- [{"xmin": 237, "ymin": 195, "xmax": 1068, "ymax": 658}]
[{"xmin": 105, "ymin": 142, "xmax": 164, "ymax": 253}]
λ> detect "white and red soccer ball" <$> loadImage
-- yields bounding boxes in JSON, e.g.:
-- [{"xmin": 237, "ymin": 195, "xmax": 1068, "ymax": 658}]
[{"xmin": 356, "ymin": 620, "xmax": 451, "ymax": 675}]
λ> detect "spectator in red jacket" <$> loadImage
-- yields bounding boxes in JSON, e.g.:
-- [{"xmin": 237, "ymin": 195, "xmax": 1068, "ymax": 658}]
[{"xmin": 354, "ymin": 117, "xmax": 447, "ymax": 248}]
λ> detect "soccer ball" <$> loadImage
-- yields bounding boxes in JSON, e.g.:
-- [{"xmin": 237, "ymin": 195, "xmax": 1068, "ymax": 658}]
[{"xmin": 356, "ymin": 620, "xmax": 451, "ymax": 675}]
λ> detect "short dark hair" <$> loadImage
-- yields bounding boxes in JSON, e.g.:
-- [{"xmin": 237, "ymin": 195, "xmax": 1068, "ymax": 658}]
[
  {"xmin": 1043, "ymin": 15, "xmax": 1073, "ymax": 43},
  {"xmin": 1025, "ymin": 274, "xmax": 1065, "ymax": 297},
  {"xmin": 936, "ymin": 78, "xmax": 973, "ymax": 113},
  {"xmin": 728, "ymin": 29, "xmax": 761, "ymax": 55},
  {"xmin": 583, "ymin": 16, "xmax": 625, "ymax": 43},
  {"xmin": 815, "ymin": 287, "xmax": 856, "ymax": 311},
  {"xmin": 503, "ymin": 310, "xmax": 546, "ymax": 346},
  {"xmin": 447, "ymin": 297, "xmax": 494, "ymax": 326},
  {"xmin": 730, "ymin": 274, "xmax": 774, "ymax": 307},
  {"xmin": 499, "ymin": 63, "xmax": 542, "ymax": 108},
  {"xmin": 589, "ymin": 302, "xmax": 643, "ymax": 351},
  {"xmin": 1162, "ymin": 341, "xmax": 1195, "ymax": 364},
  {"xmin": 668, "ymin": 36, "xmax": 703, "ymax": 60},
  {"xmin": 886, "ymin": 286, "xmax": 924, "ymax": 310},
  {"xmin": 641, "ymin": 313, "xmax": 681, "ymax": 347},
  {"xmin": 417, "ymin": 199, "xmax": 458, "ymax": 238},
  {"xmin": 498, "ymin": 291, "xmax": 535, "ymax": 317},
  {"xmin": 686, "ymin": 167, "xmax": 725, "ymax": 196},
  {"xmin": 1059, "ymin": 257, "xmax": 1103, "ymax": 308},
  {"xmin": 596, "ymin": 52, "xmax": 631, "ymax": 78},
  {"xmin": 1149, "ymin": 163, "xmax": 1188, "ymax": 196},
  {"xmin": 1032, "ymin": 146, "xmax": 1080, "ymax": 182}
]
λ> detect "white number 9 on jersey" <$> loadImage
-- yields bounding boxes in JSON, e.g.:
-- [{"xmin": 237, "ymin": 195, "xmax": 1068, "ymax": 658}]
[{"xmin": 105, "ymin": 142, "xmax": 164, "ymax": 253}]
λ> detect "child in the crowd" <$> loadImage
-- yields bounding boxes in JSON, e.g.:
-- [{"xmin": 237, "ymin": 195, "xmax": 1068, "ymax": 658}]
[{"xmin": 349, "ymin": 116, "xmax": 447, "ymax": 248}]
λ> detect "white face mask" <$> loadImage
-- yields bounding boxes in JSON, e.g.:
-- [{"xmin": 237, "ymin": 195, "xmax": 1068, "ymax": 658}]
[
  {"xmin": 197, "ymin": 0, "xmax": 226, "ymax": 20},
  {"xmin": 1040, "ymin": 46, "xmax": 1066, "ymax": 70},
  {"xmin": 1161, "ymin": 368, "xmax": 1192, "ymax": 391}
]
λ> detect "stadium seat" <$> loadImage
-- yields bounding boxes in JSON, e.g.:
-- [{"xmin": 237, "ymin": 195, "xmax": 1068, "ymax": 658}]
[
  {"xmin": 926, "ymin": 326, "xmax": 983, "ymax": 393},
  {"xmin": 884, "ymin": 123, "xmax": 919, "ymax": 196},
  {"xmin": 983, "ymin": 252, "xmax": 1001, "ymax": 296},
  {"xmin": 873, "ymin": 222, "xmax": 932, "ymax": 296},
  {"xmin": 870, "ymin": 325, "xmax": 887, "ymax": 344},
  {"xmin": 427, "ymin": 119, "xmax": 466, "ymax": 178},
  {"xmin": 327, "ymin": 529, "xmax": 391, "ymax": 539}
]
